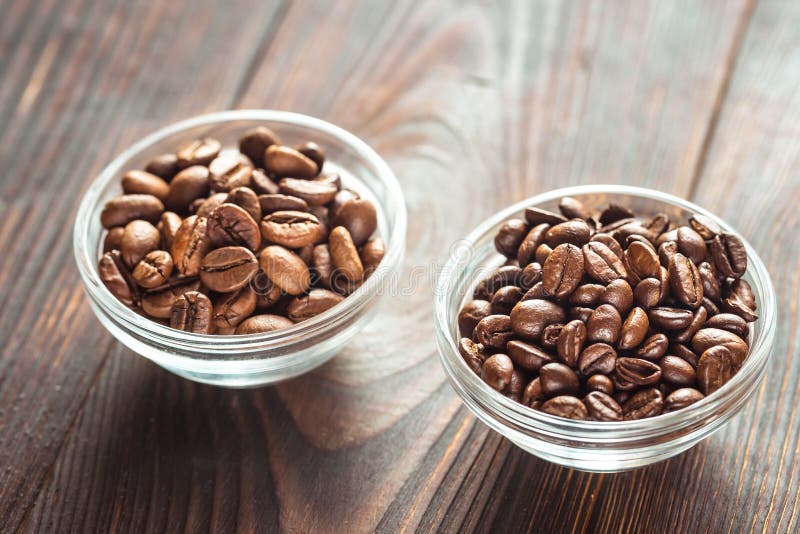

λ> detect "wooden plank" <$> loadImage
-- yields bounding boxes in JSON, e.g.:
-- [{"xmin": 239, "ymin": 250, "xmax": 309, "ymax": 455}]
[
  {"xmin": 0, "ymin": 0, "xmax": 286, "ymax": 531},
  {"xmin": 22, "ymin": 0, "xmax": 759, "ymax": 532}
]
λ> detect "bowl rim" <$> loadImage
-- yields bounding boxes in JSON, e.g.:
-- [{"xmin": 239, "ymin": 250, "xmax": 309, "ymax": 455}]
[
  {"xmin": 434, "ymin": 184, "xmax": 776, "ymax": 437},
  {"xmin": 73, "ymin": 109, "xmax": 407, "ymax": 352}
]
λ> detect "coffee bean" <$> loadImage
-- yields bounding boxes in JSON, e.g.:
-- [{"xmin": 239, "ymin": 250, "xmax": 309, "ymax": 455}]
[
  {"xmin": 296, "ymin": 141, "xmax": 325, "ymax": 171},
  {"xmin": 590, "ymin": 233, "xmax": 624, "ymax": 258},
  {"xmin": 521, "ymin": 282, "xmax": 548, "ymax": 302},
  {"xmin": 474, "ymin": 266, "xmax": 523, "ymax": 300},
  {"xmin": 287, "ymin": 289, "xmax": 345, "ymax": 322},
  {"xmin": 668, "ymin": 253, "xmax": 704, "ymax": 308},
  {"xmin": 622, "ymin": 388, "xmax": 664, "ymax": 420},
  {"xmin": 235, "ymin": 314, "xmax": 294, "ymax": 334},
  {"xmin": 659, "ymin": 355, "xmax": 696, "ymax": 387},
  {"xmin": 722, "ymin": 294, "xmax": 758, "ymax": 322},
  {"xmin": 330, "ymin": 198, "xmax": 378, "ymax": 246},
  {"xmin": 457, "ymin": 300, "xmax": 490, "ymax": 337},
  {"xmin": 132, "ymin": 250, "xmax": 173, "ymax": 289},
  {"xmin": 490, "ymin": 286, "xmax": 523, "ymax": 315},
  {"xmin": 166, "ymin": 166, "xmax": 211, "ymax": 212},
  {"xmin": 704, "ymin": 313, "xmax": 749, "ymax": 337},
  {"xmin": 583, "ymin": 241, "xmax": 627, "ymax": 283},
  {"xmin": 122, "ymin": 170, "xmax": 170, "ymax": 201},
  {"xmin": 208, "ymin": 153, "xmax": 253, "ymax": 192},
  {"xmin": 534, "ymin": 243, "xmax": 552, "ymax": 265},
  {"xmin": 599, "ymin": 204, "xmax": 635, "ymax": 226},
  {"xmin": 635, "ymin": 333, "xmax": 669, "ymax": 360},
  {"xmin": 141, "ymin": 277, "xmax": 200, "ymax": 319},
  {"xmin": 664, "ymin": 388, "xmax": 705, "ymax": 412},
  {"xmin": 264, "ymin": 145, "xmax": 318, "ymax": 178},
  {"xmin": 556, "ymin": 320, "xmax": 586, "ymax": 367},
  {"xmin": 258, "ymin": 193, "xmax": 309, "ymax": 214},
  {"xmin": 145, "ymin": 153, "xmax": 179, "ymax": 181},
  {"xmin": 689, "ymin": 214, "xmax": 722, "ymax": 240},
  {"xmin": 311, "ymin": 243, "xmax": 333, "ymax": 290},
  {"xmin": 207, "ymin": 203, "xmax": 261, "ymax": 251},
  {"xmin": 481, "ymin": 354, "xmax": 514, "ymax": 390},
  {"xmin": 710, "ymin": 232, "xmax": 747, "ymax": 278},
  {"xmin": 170, "ymin": 215, "xmax": 210, "ymax": 276},
  {"xmin": 545, "ymin": 219, "xmax": 591, "ymax": 247},
  {"xmin": 697, "ymin": 345, "xmax": 737, "ymax": 395},
  {"xmin": 458, "ymin": 338, "xmax": 486, "ymax": 375},
  {"xmin": 525, "ymin": 206, "xmax": 567, "ymax": 226},
  {"xmin": 585, "ymin": 391, "xmax": 623, "ymax": 421},
  {"xmin": 517, "ymin": 223, "xmax": 549, "ymax": 266},
  {"xmin": 99, "ymin": 250, "xmax": 138, "ymax": 306},
  {"xmin": 692, "ymin": 328, "xmax": 748, "ymax": 366},
  {"xmin": 225, "ymin": 186, "xmax": 261, "ymax": 224},
  {"xmin": 199, "ymin": 246, "xmax": 258, "ymax": 293},
  {"xmin": 510, "ymin": 299, "xmax": 566, "ymax": 340},
  {"xmin": 157, "ymin": 212, "xmax": 182, "ymax": 250},
  {"xmin": 586, "ymin": 374, "xmax": 614, "ymax": 395},
  {"xmin": 260, "ymin": 210, "xmax": 321, "ymax": 249},
  {"xmin": 522, "ymin": 378, "xmax": 545, "ymax": 408},
  {"xmin": 677, "ymin": 226, "xmax": 707, "ymax": 264},
  {"xmin": 120, "ymin": 219, "xmax": 160, "ymax": 268},
  {"xmin": 196, "ymin": 193, "xmax": 229, "ymax": 218},
  {"xmin": 728, "ymin": 278, "xmax": 756, "ymax": 310},
  {"xmin": 625, "ymin": 240, "xmax": 661, "ymax": 281},
  {"xmin": 329, "ymin": 226, "xmax": 364, "ymax": 283},
  {"xmin": 569, "ymin": 284, "xmax": 605, "ymax": 307},
  {"xmin": 618, "ymin": 307, "xmax": 649, "ymax": 350},
  {"xmin": 169, "ymin": 291, "xmax": 213, "ymax": 334},
  {"xmin": 587, "ymin": 304, "xmax": 622, "ymax": 344},
  {"xmin": 360, "ymin": 238, "xmax": 385, "ymax": 277},
  {"xmin": 600, "ymin": 279, "xmax": 634, "ymax": 315},
  {"xmin": 569, "ymin": 306, "xmax": 594, "ymax": 323},
  {"xmin": 673, "ymin": 306, "xmax": 708, "ymax": 344},
  {"xmin": 495, "ymin": 219, "xmax": 528, "ymax": 257},
  {"xmin": 616, "ymin": 357, "xmax": 661, "ymax": 386},
  {"xmin": 642, "ymin": 213, "xmax": 670, "ymax": 237},
  {"xmin": 101, "ymin": 194, "xmax": 164, "ymax": 228},
  {"xmin": 658, "ymin": 240, "xmax": 679, "ymax": 266},
  {"xmin": 103, "ymin": 227, "xmax": 124, "ymax": 253},
  {"xmin": 250, "ymin": 269, "xmax": 283, "ymax": 309},
  {"xmin": 633, "ymin": 277, "xmax": 662, "ymax": 309},
  {"xmin": 329, "ymin": 189, "xmax": 359, "ymax": 220},
  {"xmin": 539, "ymin": 362, "xmax": 580, "ymax": 396},
  {"xmin": 578, "ymin": 343, "xmax": 617, "ymax": 376},
  {"xmin": 541, "ymin": 323, "xmax": 563, "ymax": 350},
  {"xmin": 250, "ymin": 168, "xmax": 280, "ymax": 195},
  {"xmin": 542, "ymin": 243, "xmax": 584, "ymax": 299},
  {"xmin": 279, "ymin": 177, "xmax": 338, "ymax": 207},
  {"xmin": 540, "ymin": 395, "xmax": 588, "ymax": 420},
  {"xmin": 648, "ymin": 306, "xmax": 694, "ymax": 330},
  {"xmin": 558, "ymin": 196, "xmax": 591, "ymax": 220},
  {"xmin": 212, "ymin": 285, "xmax": 257, "ymax": 329},
  {"xmin": 259, "ymin": 245, "xmax": 311, "ymax": 296},
  {"xmin": 475, "ymin": 315, "xmax": 514, "ymax": 350},
  {"xmin": 239, "ymin": 126, "xmax": 281, "ymax": 167},
  {"xmin": 505, "ymin": 369, "xmax": 527, "ymax": 403},
  {"xmin": 176, "ymin": 138, "xmax": 221, "ymax": 168}
]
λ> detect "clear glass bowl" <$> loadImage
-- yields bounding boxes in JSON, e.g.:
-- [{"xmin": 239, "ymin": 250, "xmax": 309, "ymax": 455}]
[
  {"xmin": 434, "ymin": 185, "xmax": 776, "ymax": 472},
  {"xmin": 74, "ymin": 110, "xmax": 406, "ymax": 387}
]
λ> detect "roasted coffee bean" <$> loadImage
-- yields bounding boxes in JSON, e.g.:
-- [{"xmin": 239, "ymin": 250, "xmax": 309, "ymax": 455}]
[
  {"xmin": 235, "ymin": 314, "xmax": 294, "ymax": 334},
  {"xmin": 689, "ymin": 214, "xmax": 722, "ymax": 240},
  {"xmin": 251, "ymin": 269, "xmax": 283, "ymax": 309},
  {"xmin": 239, "ymin": 126, "xmax": 280, "ymax": 167},
  {"xmin": 722, "ymin": 294, "xmax": 758, "ymax": 323},
  {"xmin": 506, "ymin": 340, "xmax": 553, "ymax": 372},
  {"xmin": 612, "ymin": 372, "xmax": 637, "ymax": 392},
  {"xmin": 701, "ymin": 296, "xmax": 721, "ymax": 316},
  {"xmin": 475, "ymin": 315, "xmax": 514, "ymax": 350},
  {"xmin": 330, "ymin": 198, "xmax": 377, "ymax": 246},
  {"xmin": 705, "ymin": 313, "xmax": 749, "ymax": 337},
  {"xmin": 212, "ymin": 286, "xmax": 257, "ymax": 329},
  {"xmin": 556, "ymin": 320, "xmax": 586, "ymax": 367},
  {"xmin": 259, "ymin": 193, "xmax": 309, "ymax": 214},
  {"xmin": 648, "ymin": 306, "xmax": 694, "ymax": 330},
  {"xmin": 633, "ymin": 277, "xmax": 662, "ymax": 309},
  {"xmin": 481, "ymin": 354, "xmax": 514, "ymax": 390},
  {"xmin": 176, "ymin": 138, "xmax": 221, "ymax": 168},
  {"xmin": 329, "ymin": 189, "xmax": 360, "ymax": 220},
  {"xmin": 600, "ymin": 279, "xmax": 634, "ymax": 315},
  {"xmin": 525, "ymin": 206, "xmax": 567, "ymax": 226},
  {"xmin": 141, "ymin": 277, "xmax": 200, "ymax": 319},
  {"xmin": 259, "ymin": 245, "xmax": 311, "ymax": 296},
  {"xmin": 697, "ymin": 261, "xmax": 721, "ymax": 301},
  {"xmin": 264, "ymin": 145, "xmax": 318, "ymax": 178},
  {"xmin": 208, "ymin": 153, "xmax": 253, "ymax": 192},
  {"xmin": 534, "ymin": 243, "xmax": 552, "ymax": 265},
  {"xmin": 618, "ymin": 307, "xmax": 649, "ymax": 350},
  {"xmin": 260, "ymin": 210, "xmax": 321, "ymax": 248},
  {"xmin": 494, "ymin": 219, "xmax": 528, "ymax": 258},
  {"xmin": 314, "ymin": 172, "xmax": 341, "ymax": 190},
  {"xmin": 665, "ymin": 388, "xmax": 705, "ymax": 412},
  {"xmin": 542, "ymin": 243, "xmax": 584, "ymax": 298},
  {"xmin": 458, "ymin": 299, "xmax": 491, "ymax": 337},
  {"xmin": 545, "ymin": 219, "xmax": 591, "ymax": 247},
  {"xmin": 623, "ymin": 388, "xmax": 664, "ymax": 420},
  {"xmin": 728, "ymin": 278, "xmax": 756, "ymax": 310},
  {"xmin": 103, "ymin": 226, "xmax": 124, "ymax": 253},
  {"xmin": 329, "ymin": 226, "xmax": 364, "ymax": 283},
  {"xmin": 296, "ymin": 141, "xmax": 325, "ymax": 171},
  {"xmin": 578, "ymin": 343, "xmax": 617, "ymax": 376},
  {"xmin": 505, "ymin": 369, "xmax": 527, "ymax": 402},
  {"xmin": 569, "ymin": 284, "xmax": 604, "ymax": 307},
  {"xmin": 540, "ymin": 396, "xmax": 588, "ymax": 420},
  {"xmin": 122, "ymin": 170, "xmax": 170, "ymax": 201},
  {"xmin": 677, "ymin": 226, "xmax": 707, "ymax": 264},
  {"xmin": 522, "ymin": 378, "xmax": 544, "ymax": 408},
  {"xmin": 568, "ymin": 306, "xmax": 594, "ymax": 323},
  {"xmin": 199, "ymin": 246, "xmax": 258, "ymax": 293},
  {"xmin": 539, "ymin": 363, "xmax": 580, "ymax": 396},
  {"xmin": 590, "ymin": 233, "xmax": 624, "ymax": 258},
  {"xmin": 99, "ymin": 250, "xmax": 138, "ymax": 306},
  {"xmin": 510, "ymin": 299, "xmax": 566, "ymax": 340},
  {"xmin": 287, "ymin": 289, "xmax": 345, "ymax": 322},
  {"xmin": 120, "ymin": 219, "xmax": 160, "ymax": 268},
  {"xmin": 710, "ymin": 232, "xmax": 747, "ymax": 278},
  {"xmin": 586, "ymin": 374, "xmax": 614, "ymax": 395},
  {"xmin": 673, "ymin": 306, "xmax": 708, "ymax": 344},
  {"xmin": 670, "ymin": 343, "xmax": 700, "ymax": 368},
  {"xmin": 541, "ymin": 323, "xmax": 564, "ymax": 350},
  {"xmin": 599, "ymin": 204, "xmax": 635, "ymax": 226},
  {"xmin": 169, "ymin": 291, "xmax": 213, "ymax": 334},
  {"xmin": 250, "ymin": 168, "xmax": 280, "ymax": 195},
  {"xmin": 613, "ymin": 222, "xmax": 654, "ymax": 248},
  {"xmin": 279, "ymin": 177, "xmax": 337, "ymax": 207},
  {"xmin": 157, "ymin": 211, "xmax": 182, "ymax": 250},
  {"xmin": 517, "ymin": 224, "xmax": 549, "ymax": 266},
  {"xmin": 101, "ymin": 194, "xmax": 164, "ymax": 228},
  {"xmin": 669, "ymin": 253, "xmax": 703, "ymax": 308},
  {"xmin": 585, "ymin": 391, "xmax": 623, "ymax": 421},
  {"xmin": 582, "ymin": 241, "xmax": 626, "ymax": 283},
  {"xmin": 207, "ymin": 203, "xmax": 261, "ymax": 251},
  {"xmin": 658, "ymin": 240, "xmax": 679, "ymax": 266},
  {"xmin": 491, "ymin": 286, "xmax": 523, "ymax": 315},
  {"xmin": 635, "ymin": 333, "xmax": 669, "ymax": 360},
  {"xmin": 625, "ymin": 240, "xmax": 661, "ymax": 280},
  {"xmin": 312, "ymin": 243, "xmax": 333, "ymax": 290},
  {"xmin": 697, "ymin": 345, "xmax": 737, "ymax": 395},
  {"xmin": 558, "ymin": 196, "xmax": 591, "ymax": 220},
  {"xmin": 641, "ymin": 213, "xmax": 670, "ymax": 237},
  {"xmin": 196, "ymin": 193, "xmax": 228, "ymax": 218},
  {"xmin": 166, "ymin": 166, "xmax": 211, "ymax": 212},
  {"xmin": 616, "ymin": 357, "xmax": 661, "ymax": 386},
  {"xmin": 358, "ymin": 238, "xmax": 384, "ymax": 277},
  {"xmin": 132, "ymin": 250, "xmax": 173, "ymax": 289},
  {"xmin": 659, "ymin": 355, "xmax": 696, "ymax": 387},
  {"xmin": 522, "ymin": 282, "xmax": 548, "ymax": 302},
  {"xmin": 458, "ymin": 338, "xmax": 486, "ymax": 375},
  {"xmin": 474, "ymin": 266, "xmax": 522, "ymax": 300},
  {"xmin": 692, "ymin": 328, "xmax": 748, "ymax": 366},
  {"xmin": 587, "ymin": 304, "xmax": 622, "ymax": 344},
  {"xmin": 145, "ymin": 153, "xmax": 179, "ymax": 181},
  {"xmin": 225, "ymin": 186, "xmax": 261, "ymax": 223}
]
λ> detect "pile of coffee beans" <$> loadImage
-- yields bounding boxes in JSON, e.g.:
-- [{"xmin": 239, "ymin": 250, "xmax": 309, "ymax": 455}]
[
  {"xmin": 457, "ymin": 196, "xmax": 757, "ymax": 421},
  {"xmin": 98, "ymin": 126, "xmax": 384, "ymax": 334}
]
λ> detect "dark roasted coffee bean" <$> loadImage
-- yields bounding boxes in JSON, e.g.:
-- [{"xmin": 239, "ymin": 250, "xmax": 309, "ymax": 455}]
[
  {"xmin": 585, "ymin": 391, "xmax": 623, "ymax": 421},
  {"xmin": 578, "ymin": 343, "xmax": 617, "ymax": 376},
  {"xmin": 692, "ymin": 328, "xmax": 748, "ymax": 366},
  {"xmin": 235, "ymin": 314, "xmax": 294, "ymax": 334},
  {"xmin": 169, "ymin": 291, "xmax": 213, "ymax": 334},
  {"xmin": 673, "ymin": 306, "xmax": 708, "ymax": 344},
  {"xmin": 490, "ymin": 286, "xmax": 523, "ymax": 315},
  {"xmin": 569, "ymin": 284, "xmax": 604, "ymax": 307},
  {"xmin": 132, "ymin": 250, "xmax": 173, "ymax": 289},
  {"xmin": 618, "ymin": 307, "xmax": 649, "ymax": 350},
  {"xmin": 517, "ymin": 223, "xmax": 549, "ymax": 266},
  {"xmin": 141, "ymin": 277, "xmax": 200, "ymax": 319},
  {"xmin": 658, "ymin": 240, "xmax": 679, "ymax": 266},
  {"xmin": 207, "ymin": 203, "xmax": 261, "ymax": 251},
  {"xmin": 697, "ymin": 345, "xmax": 737, "ymax": 395},
  {"xmin": 568, "ymin": 306, "xmax": 594, "ymax": 323},
  {"xmin": 330, "ymin": 198, "xmax": 378, "ymax": 246},
  {"xmin": 259, "ymin": 245, "xmax": 311, "ymax": 296},
  {"xmin": 710, "ymin": 232, "xmax": 747, "ymax": 278},
  {"xmin": 225, "ymin": 186, "xmax": 261, "ymax": 223},
  {"xmin": 251, "ymin": 269, "xmax": 283, "ymax": 310},
  {"xmin": 648, "ymin": 307, "xmax": 694, "ymax": 330},
  {"xmin": 590, "ymin": 233, "xmax": 624, "ymax": 259},
  {"xmin": 481, "ymin": 354, "xmax": 514, "ymax": 390},
  {"xmin": 122, "ymin": 170, "xmax": 170, "ymax": 201},
  {"xmin": 635, "ymin": 333, "xmax": 669, "ymax": 360},
  {"xmin": 722, "ymin": 294, "xmax": 758, "ymax": 322},
  {"xmin": 458, "ymin": 338, "xmax": 486, "ymax": 375},
  {"xmin": 522, "ymin": 378, "xmax": 544, "ymax": 408},
  {"xmin": 599, "ymin": 204, "xmax": 635, "ymax": 225},
  {"xmin": 623, "ymin": 388, "xmax": 663, "ymax": 420},
  {"xmin": 250, "ymin": 168, "xmax": 280, "ymax": 195},
  {"xmin": 625, "ymin": 240, "xmax": 661, "ymax": 280},
  {"xmin": 545, "ymin": 219, "xmax": 591, "ymax": 247},
  {"xmin": 689, "ymin": 214, "xmax": 722, "ymax": 240},
  {"xmin": 208, "ymin": 153, "xmax": 253, "ymax": 192},
  {"xmin": 542, "ymin": 243, "xmax": 584, "ymax": 299},
  {"xmin": 677, "ymin": 226, "xmax": 707, "ymax": 264},
  {"xmin": 525, "ymin": 206, "xmax": 567, "ymax": 226},
  {"xmin": 259, "ymin": 193, "xmax": 309, "ymax": 214},
  {"xmin": 199, "ymin": 246, "xmax": 258, "ymax": 293},
  {"xmin": 633, "ymin": 277, "xmax": 662, "ymax": 309},
  {"xmin": 99, "ymin": 250, "xmax": 138, "ymax": 306},
  {"xmin": 704, "ymin": 313, "xmax": 749, "ymax": 337},
  {"xmin": 583, "ymin": 241, "xmax": 627, "ymax": 283},
  {"xmin": 264, "ymin": 145, "xmax": 318, "ymax": 178},
  {"xmin": 586, "ymin": 374, "xmax": 614, "ymax": 395},
  {"xmin": 101, "ymin": 194, "xmax": 164, "ymax": 228},
  {"xmin": 494, "ymin": 219, "xmax": 528, "ymax": 258},
  {"xmin": 665, "ymin": 388, "xmax": 705, "ymax": 412},
  {"xmin": 659, "ymin": 355, "xmax": 696, "ymax": 387},
  {"xmin": 558, "ymin": 196, "xmax": 591, "ymax": 220},
  {"xmin": 522, "ymin": 282, "xmax": 548, "ymax": 301},
  {"xmin": 540, "ymin": 396, "xmax": 588, "ymax": 420},
  {"xmin": 728, "ymin": 278, "xmax": 756, "ymax": 310},
  {"xmin": 541, "ymin": 323, "xmax": 563, "ymax": 350},
  {"xmin": 166, "ymin": 165, "xmax": 211, "ymax": 212},
  {"xmin": 196, "ymin": 193, "xmax": 228, "ymax": 218},
  {"xmin": 698, "ymin": 261, "xmax": 721, "ymax": 300},
  {"xmin": 613, "ymin": 391, "xmax": 631, "ymax": 405},
  {"xmin": 533, "ymin": 243, "xmax": 551, "ymax": 265},
  {"xmin": 458, "ymin": 299, "xmax": 491, "ymax": 337},
  {"xmin": 103, "ymin": 226, "xmax": 124, "ymax": 253},
  {"xmin": 519, "ymin": 262, "xmax": 543, "ymax": 290},
  {"xmin": 612, "ymin": 372, "xmax": 637, "ymax": 391},
  {"xmin": 616, "ymin": 357, "xmax": 661, "ymax": 386},
  {"xmin": 176, "ymin": 138, "xmax": 221, "ymax": 168},
  {"xmin": 287, "ymin": 289, "xmax": 344, "ymax": 322},
  {"xmin": 539, "ymin": 362, "xmax": 580, "ymax": 396},
  {"xmin": 701, "ymin": 296, "xmax": 721, "ymax": 316},
  {"xmin": 279, "ymin": 177, "xmax": 337, "ymax": 206},
  {"xmin": 613, "ymin": 222, "xmax": 654, "ymax": 247},
  {"xmin": 120, "ymin": 219, "xmax": 160, "ymax": 268},
  {"xmin": 510, "ymin": 299, "xmax": 566, "ymax": 340},
  {"xmin": 145, "ymin": 153, "xmax": 179, "ymax": 181},
  {"xmin": 670, "ymin": 343, "xmax": 700, "ymax": 368},
  {"xmin": 586, "ymin": 304, "xmax": 622, "ymax": 344},
  {"xmin": 556, "ymin": 319, "xmax": 586, "ymax": 367},
  {"xmin": 641, "ymin": 213, "xmax": 670, "ymax": 237},
  {"xmin": 505, "ymin": 369, "xmax": 527, "ymax": 402},
  {"xmin": 212, "ymin": 286, "xmax": 257, "ymax": 329},
  {"xmin": 507, "ymin": 340, "xmax": 554, "ymax": 372},
  {"xmin": 239, "ymin": 126, "xmax": 281, "ymax": 167},
  {"xmin": 600, "ymin": 279, "xmax": 634, "ymax": 315},
  {"xmin": 329, "ymin": 226, "xmax": 364, "ymax": 283},
  {"xmin": 475, "ymin": 315, "xmax": 514, "ymax": 350},
  {"xmin": 474, "ymin": 266, "xmax": 523, "ymax": 300},
  {"xmin": 669, "ymin": 253, "xmax": 703, "ymax": 308},
  {"xmin": 260, "ymin": 210, "xmax": 321, "ymax": 249}
]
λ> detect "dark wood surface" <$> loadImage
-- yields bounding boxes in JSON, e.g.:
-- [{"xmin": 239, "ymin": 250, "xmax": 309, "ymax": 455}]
[{"xmin": 2, "ymin": 0, "xmax": 799, "ymax": 532}]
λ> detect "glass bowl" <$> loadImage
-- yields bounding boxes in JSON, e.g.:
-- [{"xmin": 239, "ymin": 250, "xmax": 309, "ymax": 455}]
[
  {"xmin": 434, "ymin": 185, "xmax": 776, "ymax": 472},
  {"xmin": 74, "ymin": 110, "xmax": 406, "ymax": 387}
]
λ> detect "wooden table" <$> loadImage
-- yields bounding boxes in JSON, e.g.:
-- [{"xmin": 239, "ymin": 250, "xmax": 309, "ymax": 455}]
[{"xmin": 2, "ymin": 0, "xmax": 799, "ymax": 532}]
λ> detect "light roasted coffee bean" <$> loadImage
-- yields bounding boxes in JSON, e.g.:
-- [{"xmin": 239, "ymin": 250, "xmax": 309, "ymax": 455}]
[
  {"xmin": 121, "ymin": 220, "xmax": 160, "ymax": 268},
  {"xmin": 166, "ymin": 166, "xmax": 211, "ymax": 212},
  {"xmin": 101, "ymin": 194, "xmax": 164, "ymax": 228},
  {"xmin": 145, "ymin": 153, "xmax": 179, "ymax": 181},
  {"xmin": 259, "ymin": 245, "xmax": 311, "ymax": 296},
  {"xmin": 331, "ymin": 198, "xmax": 378, "ymax": 247},
  {"xmin": 176, "ymin": 137, "xmax": 221, "ymax": 168},
  {"xmin": 329, "ymin": 226, "xmax": 364, "ymax": 283},
  {"xmin": 122, "ymin": 170, "xmax": 170, "ymax": 201},
  {"xmin": 132, "ymin": 250, "xmax": 173, "ymax": 289},
  {"xmin": 235, "ymin": 314, "xmax": 294, "ymax": 334},
  {"xmin": 261, "ymin": 210, "xmax": 321, "ymax": 248},
  {"xmin": 517, "ymin": 223, "xmax": 549, "ymax": 266},
  {"xmin": 264, "ymin": 145, "xmax": 318, "ymax": 178},
  {"xmin": 199, "ymin": 246, "xmax": 258, "ymax": 293},
  {"xmin": 279, "ymin": 177, "xmax": 337, "ymax": 207}
]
